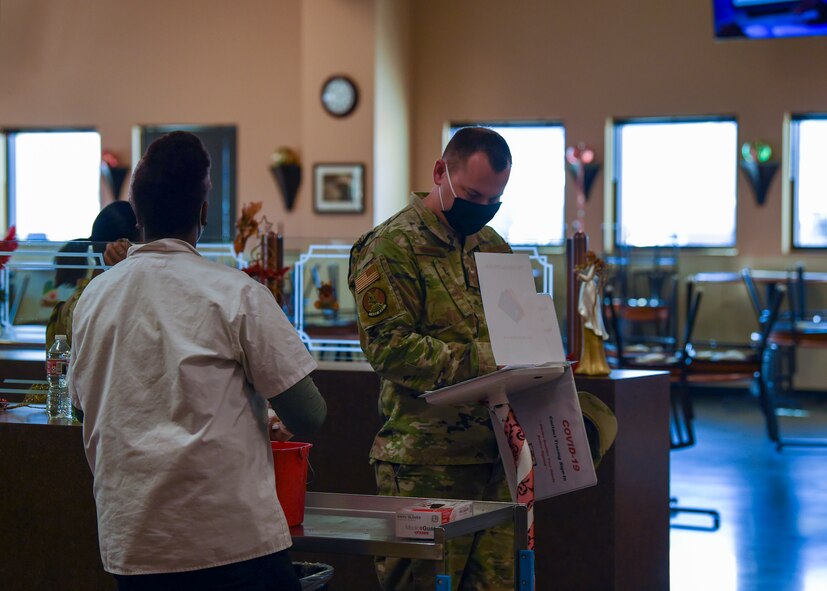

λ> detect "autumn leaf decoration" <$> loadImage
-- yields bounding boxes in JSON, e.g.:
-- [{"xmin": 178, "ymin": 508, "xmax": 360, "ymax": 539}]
[{"xmin": 234, "ymin": 202, "xmax": 263, "ymax": 256}]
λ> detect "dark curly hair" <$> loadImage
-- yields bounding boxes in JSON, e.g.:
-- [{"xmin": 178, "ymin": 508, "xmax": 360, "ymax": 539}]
[
  {"xmin": 129, "ymin": 131, "xmax": 211, "ymax": 239},
  {"xmin": 54, "ymin": 201, "xmax": 139, "ymax": 288}
]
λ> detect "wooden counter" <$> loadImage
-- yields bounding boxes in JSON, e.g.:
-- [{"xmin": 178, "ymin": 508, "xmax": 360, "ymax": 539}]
[
  {"xmin": 0, "ymin": 365, "xmax": 669, "ymax": 591},
  {"xmin": 0, "ymin": 408, "xmax": 113, "ymax": 590}
]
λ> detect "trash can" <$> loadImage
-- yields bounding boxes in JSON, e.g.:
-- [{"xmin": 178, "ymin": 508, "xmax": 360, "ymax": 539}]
[{"xmin": 294, "ymin": 562, "xmax": 334, "ymax": 591}]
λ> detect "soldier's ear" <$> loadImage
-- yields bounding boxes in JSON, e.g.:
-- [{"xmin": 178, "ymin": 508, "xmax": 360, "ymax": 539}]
[{"xmin": 432, "ymin": 159, "xmax": 448, "ymax": 185}]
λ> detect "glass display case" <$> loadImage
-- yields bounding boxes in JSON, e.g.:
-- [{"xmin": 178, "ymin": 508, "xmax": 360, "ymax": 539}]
[
  {"xmin": 287, "ymin": 242, "xmax": 554, "ymax": 356},
  {"xmin": 0, "ymin": 240, "xmax": 242, "ymax": 345},
  {"xmin": 0, "ymin": 237, "xmax": 555, "ymax": 362}
]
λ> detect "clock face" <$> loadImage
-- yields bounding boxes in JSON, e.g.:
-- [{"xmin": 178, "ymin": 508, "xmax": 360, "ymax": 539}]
[{"xmin": 321, "ymin": 76, "xmax": 358, "ymax": 118}]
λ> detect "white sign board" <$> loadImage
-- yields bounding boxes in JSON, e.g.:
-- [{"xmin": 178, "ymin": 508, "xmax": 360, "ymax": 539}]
[
  {"xmin": 474, "ymin": 252, "xmax": 565, "ymax": 366},
  {"xmin": 423, "ymin": 253, "xmax": 597, "ymax": 501}
]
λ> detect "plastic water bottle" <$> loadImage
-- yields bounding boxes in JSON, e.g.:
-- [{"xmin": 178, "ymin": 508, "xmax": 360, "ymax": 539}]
[{"xmin": 47, "ymin": 335, "xmax": 71, "ymax": 419}]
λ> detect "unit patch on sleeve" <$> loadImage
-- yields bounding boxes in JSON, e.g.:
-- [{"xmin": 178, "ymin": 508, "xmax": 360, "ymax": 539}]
[
  {"xmin": 353, "ymin": 256, "xmax": 403, "ymax": 328},
  {"xmin": 362, "ymin": 286, "xmax": 388, "ymax": 317}
]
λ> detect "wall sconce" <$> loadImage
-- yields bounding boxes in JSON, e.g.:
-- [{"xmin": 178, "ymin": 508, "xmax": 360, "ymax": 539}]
[
  {"xmin": 565, "ymin": 143, "xmax": 601, "ymax": 202},
  {"xmin": 739, "ymin": 140, "xmax": 778, "ymax": 207},
  {"xmin": 101, "ymin": 150, "xmax": 129, "ymax": 200},
  {"xmin": 270, "ymin": 147, "xmax": 302, "ymax": 211}
]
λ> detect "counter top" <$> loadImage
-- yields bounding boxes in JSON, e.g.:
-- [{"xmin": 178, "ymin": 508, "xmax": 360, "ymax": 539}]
[{"xmin": 0, "ymin": 404, "xmax": 77, "ymax": 425}]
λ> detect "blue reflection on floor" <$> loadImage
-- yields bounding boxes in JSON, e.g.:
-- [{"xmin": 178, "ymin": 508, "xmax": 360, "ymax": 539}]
[{"xmin": 670, "ymin": 392, "xmax": 827, "ymax": 591}]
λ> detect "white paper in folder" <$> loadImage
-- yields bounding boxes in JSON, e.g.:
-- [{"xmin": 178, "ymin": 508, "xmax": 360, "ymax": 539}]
[
  {"xmin": 422, "ymin": 252, "xmax": 596, "ymax": 501},
  {"xmin": 474, "ymin": 252, "xmax": 565, "ymax": 367}
]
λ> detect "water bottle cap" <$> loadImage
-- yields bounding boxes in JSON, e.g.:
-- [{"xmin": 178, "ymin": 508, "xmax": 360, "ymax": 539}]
[{"xmin": 56, "ymin": 335, "xmax": 67, "ymax": 340}]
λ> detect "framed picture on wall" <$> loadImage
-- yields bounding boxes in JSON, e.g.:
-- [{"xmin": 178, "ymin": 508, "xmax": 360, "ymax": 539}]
[{"xmin": 313, "ymin": 163, "xmax": 365, "ymax": 214}]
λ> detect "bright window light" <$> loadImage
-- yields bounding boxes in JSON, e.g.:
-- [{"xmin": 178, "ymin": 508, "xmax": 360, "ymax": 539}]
[
  {"xmin": 448, "ymin": 123, "xmax": 566, "ymax": 246},
  {"xmin": 792, "ymin": 118, "xmax": 827, "ymax": 248},
  {"xmin": 615, "ymin": 119, "xmax": 738, "ymax": 248},
  {"xmin": 10, "ymin": 131, "xmax": 102, "ymax": 241}
]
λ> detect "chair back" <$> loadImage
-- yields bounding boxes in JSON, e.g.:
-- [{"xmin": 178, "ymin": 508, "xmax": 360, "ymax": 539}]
[{"xmin": 670, "ymin": 287, "xmax": 704, "ymax": 450}]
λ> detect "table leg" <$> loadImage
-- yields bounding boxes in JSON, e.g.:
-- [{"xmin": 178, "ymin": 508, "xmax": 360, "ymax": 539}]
[{"xmin": 518, "ymin": 550, "xmax": 535, "ymax": 591}]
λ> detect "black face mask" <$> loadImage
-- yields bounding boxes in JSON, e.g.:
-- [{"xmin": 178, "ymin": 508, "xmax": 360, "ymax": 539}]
[
  {"xmin": 443, "ymin": 197, "xmax": 501, "ymax": 236},
  {"xmin": 440, "ymin": 163, "xmax": 501, "ymax": 236}
]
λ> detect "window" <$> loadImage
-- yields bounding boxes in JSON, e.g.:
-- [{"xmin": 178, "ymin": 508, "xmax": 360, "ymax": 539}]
[
  {"xmin": 447, "ymin": 122, "xmax": 566, "ymax": 246},
  {"xmin": 613, "ymin": 118, "xmax": 738, "ymax": 248},
  {"xmin": 4, "ymin": 129, "xmax": 102, "ymax": 241},
  {"xmin": 789, "ymin": 115, "xmax": 827, "ymax": 249},
  {"xmin": 137, "ymin": 125, "xmax": 237, "ymax": 244}
]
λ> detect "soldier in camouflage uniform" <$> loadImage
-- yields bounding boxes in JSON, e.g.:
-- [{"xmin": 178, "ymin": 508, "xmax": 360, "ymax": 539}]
[{"xmin": 348, "ymin": 128, "xmax": 515, "ymax": 591}]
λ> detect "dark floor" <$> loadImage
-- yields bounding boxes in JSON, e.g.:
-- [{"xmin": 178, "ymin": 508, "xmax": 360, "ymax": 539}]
[{"xmin": 669, "ymin": 390, "xmax": 827, "ymax": 591}]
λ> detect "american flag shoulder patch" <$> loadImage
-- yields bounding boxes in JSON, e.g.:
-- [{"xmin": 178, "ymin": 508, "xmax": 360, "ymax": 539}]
[{"xmin": 354, "ymin": 262, "xmax": 381, "ymax": 293}]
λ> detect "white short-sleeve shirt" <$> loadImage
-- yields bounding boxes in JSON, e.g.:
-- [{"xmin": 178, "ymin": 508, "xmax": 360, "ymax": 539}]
[{"xmin": 68, "ymin": 239, "xmax": 317, "ymax": 575}]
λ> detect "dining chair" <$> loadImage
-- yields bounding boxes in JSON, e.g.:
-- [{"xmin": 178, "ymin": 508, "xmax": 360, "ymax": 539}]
[
  {"xmin": 605, "ymin": 285, "xmax": 720, "ymax": 530},
  {"xmin": 754, "ymin": 266, "xmax": 827, "ymax": 449},
  {"xmin": 686, "ymin": 271, "xmax": 786, "ymax": 448}
]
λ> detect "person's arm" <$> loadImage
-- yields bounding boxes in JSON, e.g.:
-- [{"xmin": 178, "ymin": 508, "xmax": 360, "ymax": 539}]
[
  {"xmin": 348, "ymin": 236, "xmax": 496, "ymax": 394},
  {"xmin": 236, "ymin": 282, "xmax": 324, "ymax": 433},
  {"xmin": 267, "ymin": 375, "xmax": 326, "ymax": 438}
]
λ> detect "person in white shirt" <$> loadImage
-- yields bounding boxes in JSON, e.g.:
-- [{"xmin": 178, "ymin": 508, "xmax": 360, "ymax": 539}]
[{"xmin": 69, "ymin": 131, "xmax": 326, "ymax": 591}]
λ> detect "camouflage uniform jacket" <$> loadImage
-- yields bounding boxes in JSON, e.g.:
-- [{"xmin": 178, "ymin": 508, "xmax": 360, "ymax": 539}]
[
  {"xmin": 46, "ymin": 277, "xmax": 91, "ymax": 351},
  {"xmin": 348, "ymin": 193, "xmax": 511, "ymax": 465}
]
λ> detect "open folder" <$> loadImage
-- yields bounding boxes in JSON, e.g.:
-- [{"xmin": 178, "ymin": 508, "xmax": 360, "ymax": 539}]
[{"xmin": 421, "ymin": 253, "xmax": 597, "ymax": 501}]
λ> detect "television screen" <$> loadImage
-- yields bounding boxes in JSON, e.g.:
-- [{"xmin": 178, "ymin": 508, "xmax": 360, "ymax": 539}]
[{"xmin": 713, "ymin": 0, "xmax": 827, "ymax": 39}]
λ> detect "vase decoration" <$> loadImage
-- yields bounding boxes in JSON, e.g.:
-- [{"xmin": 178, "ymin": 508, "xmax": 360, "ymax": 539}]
[
  {"xmin": 270, "ymin": 147, "xmax": 302, "ymax": 212},
  {"xmin": 574, "ymin": 250, "xmax": 611, "ymax": 376},
  {"xmin": 234, "ymin": 202, "xmax": 290, "ymax": 305},
  {"xmin": 101, "ymin": 150, "xmax": 129, "ymax": 200},
  {"xmin": 739, "ymin": 140, "xmax": 778, "ymax": 207},
  {"xmin": 566, "ymin": 143, "xmax": 600, "ymax": 234}
]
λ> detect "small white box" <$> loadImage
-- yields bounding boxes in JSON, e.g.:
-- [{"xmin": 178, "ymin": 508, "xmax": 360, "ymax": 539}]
[{"xmin": 395, "ymin": 500, "xmax": 473, "ymax": 539}]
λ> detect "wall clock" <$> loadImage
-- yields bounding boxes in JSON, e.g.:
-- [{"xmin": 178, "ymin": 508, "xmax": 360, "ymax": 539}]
[{"xmin": 321, "ymin": 75, "xmax": 359, "ymax": 118}]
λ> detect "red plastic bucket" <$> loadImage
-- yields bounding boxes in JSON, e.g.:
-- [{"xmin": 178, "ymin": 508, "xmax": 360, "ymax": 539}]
[{"xmin": 271, "ymin": 441, "xmax": 313, "ymax": 527}]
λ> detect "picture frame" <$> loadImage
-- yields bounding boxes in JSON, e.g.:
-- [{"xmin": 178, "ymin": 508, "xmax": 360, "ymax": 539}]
[{"xmin": 313, "ymin": 163, "xmax": 365, "ymax": 214}]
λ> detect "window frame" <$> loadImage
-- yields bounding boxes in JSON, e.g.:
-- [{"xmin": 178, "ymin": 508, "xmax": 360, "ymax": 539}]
[
  {"xmin": 608, "ymin": 115, "xmax": 739, "ymax": 252},
  {"xmin": 786, "ymin": 112, "xmax": 827, "ymax": 251},
  {"xmin": 2, "ymin": 127, "xmax": 101, "ymax": 239},
  {"xmin": 446, "ymin": 120, "xmax": 567, "ymax": 247},
  {"xmin": 134, "ymin": 124, "xmax": 237, "ymax": 244}
]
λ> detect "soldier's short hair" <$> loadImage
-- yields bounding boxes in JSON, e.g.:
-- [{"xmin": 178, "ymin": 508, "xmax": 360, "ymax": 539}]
[{"xmin": 443, "ymin": 127, "xmax": 512, "ymax": 173}]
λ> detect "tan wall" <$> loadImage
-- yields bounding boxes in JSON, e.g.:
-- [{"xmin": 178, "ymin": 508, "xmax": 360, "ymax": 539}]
[
  {"xmin": 299, "ymin": 0, "xmax": 375, "ymax": 240},
  {"xmin": 1, "ymin": 0, "xmax": 825, "ymax": 386},
  {"xmin": 0, "ymin": 0, "xmax": 376, "ymax": 240},
  {"xmin": 408, "ymin": 0, "xmax": 827, "ymax": 388},
  {"xmin": 409, "ymin": 0, "xmax": 827, "ymax": 258}
]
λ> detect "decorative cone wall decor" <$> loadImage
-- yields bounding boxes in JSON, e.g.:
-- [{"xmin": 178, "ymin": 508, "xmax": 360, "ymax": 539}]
[
  {"xmin": 271, "ymin": 147, "xmax": 302, "ymax": 211},
  {"xmin": 739, "ymin": 140, "xmax": 778, "ymax": 206},
  {"xmin": 101, "ymin": 150, "xmax": 129, "ymax": 200},
  {"xmin": 102, "ymin": 164, "xmax": 129, "ymax": 200},
  {"xmin": 271, "ymin": 163, "xmax": 301, "ymax": 211}
]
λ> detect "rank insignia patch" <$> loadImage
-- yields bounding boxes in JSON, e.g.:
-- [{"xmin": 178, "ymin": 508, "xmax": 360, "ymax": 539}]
[{"xmin": 363, "ymin": 286, "xmax": 388, "ymax": 317}]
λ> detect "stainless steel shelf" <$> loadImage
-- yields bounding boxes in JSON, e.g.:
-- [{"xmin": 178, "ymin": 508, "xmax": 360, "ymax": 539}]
[{"xmin": 292, "ymin": 491, "xmax": 529, "ymax": 586}]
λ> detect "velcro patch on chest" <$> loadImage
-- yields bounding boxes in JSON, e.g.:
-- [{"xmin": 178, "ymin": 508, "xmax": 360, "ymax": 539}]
[
  {"xmin": 413, "ymin": 245, "xmax": 445, "ymax": 257},
  {"xmin": 479, "ymin": 243, "xmax": 511, "ymax": 254}
]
